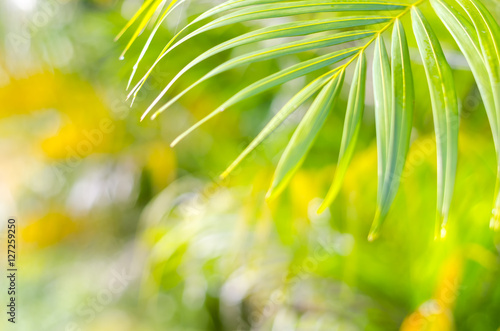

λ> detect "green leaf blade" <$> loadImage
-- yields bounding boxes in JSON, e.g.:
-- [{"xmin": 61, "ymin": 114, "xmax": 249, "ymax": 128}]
[
  {"xmin": 318, "ymin": 52, "xmax": 367, "ymax": 212},
  {"xmin": 115, "ymin": 0, "xmax": 155, "ymax": 42},
  {"xmin": 165, "ymin": 47, "xmax": 360, "ymax": 146},
  {"xmin": 412, "ymin": 7, "xmax": 459, "ymax": 238},
  {"xmin": 191, "ymin": 0, "xmax": 407, "ymax": 43},
  {"xmin": 142, "ymin": 29, "xmax": 374, "ymax": 120},
  {"xmin": 221, "ymin": 69, "xmax": 341, "ymax": 179},
  {"xmin": 129, "ymin": 0, "xmax": 406, "ymax": 101},
  {"xmin": 119, "ymin": 0, "xmax": 167, "ymax": 59},
  {"xmin": 266, "ymin": 70, "xmax": 346, "ymax": 200},
  {"xmin": 431, "ymin": 0, "xmax": 497, "ymax": 145},
  {"xmin": 126, "ymin": 0, "xmax": 289, "ymax": 95},
  {"xmin": 369, "ymin": 19, "xmax": 414, "ymax": 241},
  {"xmin": 160, "ymin": 0, "xmax": 405, "ymax": 64},
  {"xmin": 455, "ymin": 0, "xmax": 500, "ymax": 230},
  {"xmin": 126, "ymin": 0, "xmax": 188, "ymax": 89},
  {"xmin": 372, "ymin": 35, "xmax": 392, "ymax": 209}
]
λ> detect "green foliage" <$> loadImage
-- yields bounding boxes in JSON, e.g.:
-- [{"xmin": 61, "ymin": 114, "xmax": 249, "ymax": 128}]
[
  {"xmin": 412, "ymin": 7, "xmax": 459, "ymax": 238},
  {"xmin": 268, "ymin": 67, "xmax": 345, "ymax": 199},
  {"xmin": 118, "ymin": 0, "xmax": 500, "ymax": 238},
  {"xmin": 371, "ymin": 19, "xmax": 414, "ymax": 240}
]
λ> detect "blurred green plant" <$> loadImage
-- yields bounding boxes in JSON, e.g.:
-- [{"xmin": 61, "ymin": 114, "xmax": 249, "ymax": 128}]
[{"xmin": 118, "ymin": 0, "xmax": 500, "ymax": 240}]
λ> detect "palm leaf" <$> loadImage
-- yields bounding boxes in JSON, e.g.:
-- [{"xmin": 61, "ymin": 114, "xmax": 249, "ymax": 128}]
[
  {"xmin": 412, "ymin": 7, "xmax": 459, "ymax": 238},
  {"xmin": 118, "ymin": 0, "xmax": 167, "ymax": 59},
  {"xmin": 318, "ymin": 52, "xmax": 367, "ymax": 212},
  {"xmin": 141, "ymin": 30, "xmax": 374, "ymax": 120},
  {"xmin": 369, "ymin": 19, "xmax": 414, "ymax": 241},
  {"xmin": 118, "ymin": 0, "xmax": 500, "ymax": 239},
  {"xmin": 221, "ymin": 69, "xmax": 344, "ymax": 179},
  {"xmin": 126, "ymin": 0, "xmax": 187, "ymax": 89},
  {"xmin": 431, "ymin": 0, "xmax": 498, "ymax": 153},
  {"xmin": 372, "ymin": 35, "xmax": 392, "ymax": 213},
  {"xmin": 455, "ymin": 0, "xmax": 500, "ymax": 230},
  {"xmin": 135, "ymin": 15, "xmax": 390, "ymax": 113},
  {"xmin": 126, "ymin": 0, "xmax": 288, "ymax": 95},
  {"xmin": 115, "ymin": 0, "xmax": 156, "ymax": 42},
  {"xmin": 168, "ymin": 47, "xmax": 360, "ymax": 145},
  {"xmin": 127, "ymin": 1, "xmax": 406, "ymax": 103},
  {"xmin": 267, "ymin": 69, "xmax": 345, "ymax": 199}
]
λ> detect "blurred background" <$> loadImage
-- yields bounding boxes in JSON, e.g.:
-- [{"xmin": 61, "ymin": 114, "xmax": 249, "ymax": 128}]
[{"xmin": 1, "ymin": 0, "xmax": 500, "ymax": 330}]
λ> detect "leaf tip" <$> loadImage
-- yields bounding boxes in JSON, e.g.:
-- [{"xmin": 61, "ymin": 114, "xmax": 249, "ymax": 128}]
[
  {"xmin": 434, "ymin": 227, "xmax": 447, "ymax": 241},
  {"xmin": 434, "ymin": 212, "xmax": 448, "ymax": 240},
  {"xmin": 322, "ymin": 182, "xmax": 341, "ymax": 211},
  {"xmin": 440, "ymin": 226, "xmax": 448, "ymax": 240},
  {"xmin": 170, "ymin": 138, "xmax": 180, "ymax": 148},
  {"xmin": 316, "ymin": 202, "xmax": 328, "ymax": 215},
  {"xmin": 264, "ymin": 189, "xmax": 274, "ymax": 202},
  {"xmin": 367, "ymin": 232, "xmax": 378, "ymax": 242},
  {"xmin": 265, "ymin": 180, "xmax": 285, "ymax": 202},
  {"xmin": 220, "ymin": 170, "xmax": 229, "ymax": 180},
  {"xmin": 368, "ymin": 208, "xmax": 384, "ymax": 242},
  {"xmin": 490, "ymin": 207, "xmax": 500, "ymax": 231}
]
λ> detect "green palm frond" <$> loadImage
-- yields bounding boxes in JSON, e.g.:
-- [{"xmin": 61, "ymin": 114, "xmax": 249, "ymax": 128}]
[
  {"xmin": 319, "ymin": 52, "xmax": 366, "ymax": 212},
  {"xmin": 371, "ymin": 18, "xmax": 414, "ymax": 240},
  {"xmin": 267, "ymin": 67, "xmax": 346, "ymax": 199},
  {"xmin": 118, "ymin": 0, "xmax": 500, "ymax": 239},
  {"xmin": 412, "ymin": 7, "xmax": 459, "ymax": 238}
]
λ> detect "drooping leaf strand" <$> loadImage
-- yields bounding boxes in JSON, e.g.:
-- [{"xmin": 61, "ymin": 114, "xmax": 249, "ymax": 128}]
[{"xmin": 412, "ymin": 7, "xmax": 459, "ymax": 239}]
